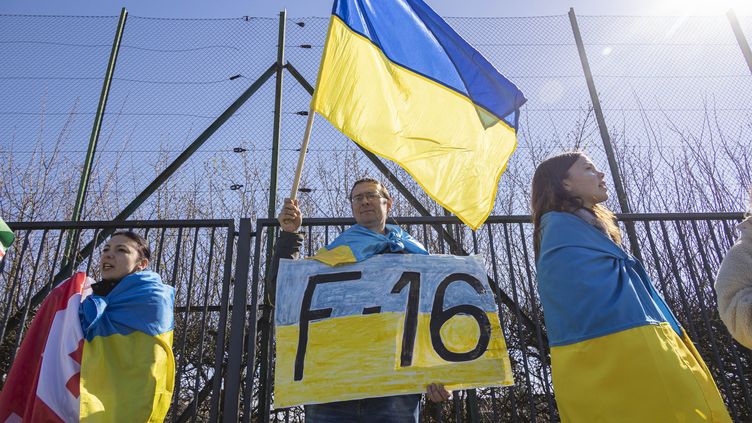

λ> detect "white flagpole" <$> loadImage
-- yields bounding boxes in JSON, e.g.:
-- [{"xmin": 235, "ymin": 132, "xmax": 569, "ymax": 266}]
[{"xmin": 290, "ymin": 105, "xmax": 315, "ymax": 200}]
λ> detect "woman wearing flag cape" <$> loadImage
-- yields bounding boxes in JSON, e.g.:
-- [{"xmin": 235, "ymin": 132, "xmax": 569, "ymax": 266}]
[
  {"xmin": 0, "ymin": 231, "xmax": 175, "ymax": 422},
  {"xmin": 532, "ymin": 152, "xmax": 730, "ymax": 422}
]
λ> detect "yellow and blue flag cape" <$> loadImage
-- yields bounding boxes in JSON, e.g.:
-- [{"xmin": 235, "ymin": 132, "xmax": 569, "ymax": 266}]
[
  {"xmin": 311, "ymin": 223, "xmax": 428, "ymax": 266},
  {"xmin": 312, "ymin": 0, "xmax": 526, "ymax": 230},
  {"xmin": 536, "ymin": 212, "xmax": 730, "ymax": 422},
  {"xmin": 79, "ymin": 270, "xmax": 175, "ymax": 422}
]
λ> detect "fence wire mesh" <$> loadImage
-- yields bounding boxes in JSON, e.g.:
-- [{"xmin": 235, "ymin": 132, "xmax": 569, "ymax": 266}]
[
  {"xmin": 577, "ymin": 15, "xmax": 752, "ymax": 213},
  {"xmin": 1, "ymin": 12, "xmax": 750, "ymax": 223},
  {"xmin": 2, "ymin": 10, "xmax": 752, "ymax": 423}
]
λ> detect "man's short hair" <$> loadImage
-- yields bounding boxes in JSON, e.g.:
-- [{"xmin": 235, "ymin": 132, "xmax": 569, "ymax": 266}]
[{"xmin": 350, "ymin": 177, "xmax": 392, "ymax": 201}]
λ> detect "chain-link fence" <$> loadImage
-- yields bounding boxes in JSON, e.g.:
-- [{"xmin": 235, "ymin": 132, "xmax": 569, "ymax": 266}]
[{"xmin": 1, "ymin": 11, "xmax": 751, "ymax": 222}]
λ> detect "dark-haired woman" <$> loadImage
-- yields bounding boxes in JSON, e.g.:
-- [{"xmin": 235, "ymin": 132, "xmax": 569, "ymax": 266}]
[
  {"xmin": 78, "ymin": 231, "xmax": 175, "ymax": 421},
  {"xmin": 532, "ymin": 152, "xmax": 730, "ymax": 422},
  {"xmin": 0, "ymin": 231, "xmax": 174, "ymax": 422}
]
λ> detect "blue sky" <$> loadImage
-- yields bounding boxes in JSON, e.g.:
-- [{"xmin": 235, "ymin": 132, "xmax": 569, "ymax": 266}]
[
  {"xmin": 1, "ymin": 0, "xmax": 751, "ymax": 18},
  {"xmin": 1, "ymin": 0, "xmax": 750, "ymax": 222}
]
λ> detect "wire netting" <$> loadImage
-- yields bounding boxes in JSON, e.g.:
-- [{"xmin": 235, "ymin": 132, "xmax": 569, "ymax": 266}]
[
  {"xmin": 2, "ymin": 12, "xmax": 752, "ymax": 421},
  {"xmin": 0, "ymin": 15, "xmax": 119, "ymax": 221},
  {"xmin": 0, "ymin": 12, "xmax": 750, "ymax": 221},
  {"xmin": 577, "ymin": 15, "xmax": 752, "ymax": 213}
]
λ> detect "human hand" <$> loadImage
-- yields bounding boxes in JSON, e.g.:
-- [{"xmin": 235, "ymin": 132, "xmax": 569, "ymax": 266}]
[
  {"xmin": 278, "ymin": 198, "xmax": 302, "ymax": 233},
  {"xmin": 426, "ymin": 383, "xmax": 451, "ymax": 403}
]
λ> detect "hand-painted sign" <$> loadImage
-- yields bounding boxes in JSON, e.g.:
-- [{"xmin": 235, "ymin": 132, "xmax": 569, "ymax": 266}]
[{"xmin": 274, "ymin": 254, "xmax": 513, "ymax": 408}]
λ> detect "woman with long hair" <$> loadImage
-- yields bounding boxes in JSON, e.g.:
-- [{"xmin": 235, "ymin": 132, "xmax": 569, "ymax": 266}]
[{"xmin": 532, "ymin": 152, "xmax": 730, "ymax": 422}]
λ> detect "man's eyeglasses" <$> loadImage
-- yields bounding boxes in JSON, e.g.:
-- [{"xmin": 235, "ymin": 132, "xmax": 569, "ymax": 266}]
[{"xmin": 350, "ymin": 191, "xmax": 384, "ymax": 203}]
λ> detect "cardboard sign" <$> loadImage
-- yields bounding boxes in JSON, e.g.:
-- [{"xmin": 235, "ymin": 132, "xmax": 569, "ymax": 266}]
[{"xmin": 274, "ymin": 254, "xmax": 513, "ymax": 408}]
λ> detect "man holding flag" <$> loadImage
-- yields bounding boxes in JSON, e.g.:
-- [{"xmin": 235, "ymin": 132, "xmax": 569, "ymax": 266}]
[
  {"xmin": 271, "ymin": 178, "xmax": 451, "ymax": 422},
  {"xmin": 276, "ymin": 0, "xmax": 524, "ymax": 416}
]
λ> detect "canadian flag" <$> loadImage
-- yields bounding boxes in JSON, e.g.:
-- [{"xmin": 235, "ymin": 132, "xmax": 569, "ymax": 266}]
[{"xmin": 0, "ymin": 272, "xmax": 93, "ymax": 422}]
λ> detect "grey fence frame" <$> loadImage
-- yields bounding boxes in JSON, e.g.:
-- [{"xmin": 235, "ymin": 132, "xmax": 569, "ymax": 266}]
[
  {"xmin": 1, "ymin": 212, "xmax": 749, "ymax": 422},
  {"xmin": 237, "ymin": 212, "xmax": 748, "ymax": 423}
]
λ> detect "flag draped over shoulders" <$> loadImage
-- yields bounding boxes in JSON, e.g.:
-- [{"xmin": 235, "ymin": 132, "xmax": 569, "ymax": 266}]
[
  {"xmin": 0, "ymin": 270, "xmax": 175, "ymax": 423},
  {"xmin": 536, "ymin": 211, "xmax": 731, "ymax": 423},
  {"xmin": 311, "ymin": 224, "xmax": 428, "ymax": 266},
  {"xmin": 311, "ymin": 0, "xmax": 526, "ymax": 230},
  {"xmin": 537, "ymin": 211, "xmax": 680, "ymax": 345},
  {"xmin": 0, "ymin": 272, "xmax": 89, "ymax": 422},
  {"xmin": 79, "ymin": 270, "xmax": 175, "ymax": 422}
]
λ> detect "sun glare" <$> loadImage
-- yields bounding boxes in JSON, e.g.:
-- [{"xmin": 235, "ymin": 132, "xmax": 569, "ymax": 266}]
[{"xmin": 658, "ymin": 0, "xmax": 752, "ymax": 15}]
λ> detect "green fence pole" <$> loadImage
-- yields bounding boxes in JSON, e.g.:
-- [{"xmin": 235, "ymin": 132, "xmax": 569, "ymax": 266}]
[
  {"xmin": 64, "ymin": 7, "xmax": 128, "ymax": 265},
  {"xmin": 268, "ymin": 10, "xmax": 287, "ymax": 221},
  {"xmin": 258, "ymin": 10, "xmax": 287, "ymax": 422}
]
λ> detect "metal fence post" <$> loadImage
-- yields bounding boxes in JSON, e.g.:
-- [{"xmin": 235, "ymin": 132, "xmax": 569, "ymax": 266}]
[
  {"xmin": 568, "ymin": 8, "xmax": 642, "ymax": 259},
  {"xmin": 63, "ymin": 7, "xmax": 128, "ymax": 265},
  {"xmin": 70, "ymin": 7, "xmax": 128, "ymax": 224},
  {"xmin": 467, "ymin": 388, "xmax": 480, "ymax": 423},
  {"xmin": 268, "ymin": 10, "xmax": 287, "ymax": 222},
  {"xmin": 208, "ymin": 221, "xmax": 236, "ymax": 422},
  {"xmin": 727, "ymin": 9, "xmax": 752, "ymax": 75},
  {"xmin": 223, "ymin": 218, "xmax": 253, "ymax": 422},
  {"xmin": 257, "ymin": 10, "xmax": 288, "ymax": 421},
  {"xmin": 243, "ymin": 224, "xmax": 267, "ymax": 422}
]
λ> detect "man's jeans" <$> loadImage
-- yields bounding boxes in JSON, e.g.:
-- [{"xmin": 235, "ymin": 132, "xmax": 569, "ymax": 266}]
[{"xmin": 304, "ymin": 394, "xmax": 421, "ymax": 423}]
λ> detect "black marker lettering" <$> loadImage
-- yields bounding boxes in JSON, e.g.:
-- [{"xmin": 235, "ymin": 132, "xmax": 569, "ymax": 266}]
[
  {"xmin": 430, "ymin": 273, "xmax": 491, "ymax": 362},
  {"xmin": 294, "ymin": 271, "xmax": 362, "ymax": 381},
  {"xmin": 362, "ymin": 306, "xmax": 382, "ymax": 315},
  {"xmin": 391, "ymin": 271, "xmax": 420, "ymax": 367}
]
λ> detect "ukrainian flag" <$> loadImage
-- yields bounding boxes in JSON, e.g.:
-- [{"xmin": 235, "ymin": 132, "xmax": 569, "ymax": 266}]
[
  {"xmin": 312, "ymin": 0, "xmax": 526, "ymax": 230},
  {"xmin": 79, "ymin": 271, "xmax": 175, "ymax": 422},
  {"xmin": 537, "ymin": 212, "xmax": 731, "ymax": 422},
  {"xmin": 311, "ymin": 224, "xmax": 428, "ymax": 266}
]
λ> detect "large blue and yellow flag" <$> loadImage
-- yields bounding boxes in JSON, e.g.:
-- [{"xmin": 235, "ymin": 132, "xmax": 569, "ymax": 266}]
[
  {"xmin": 312, "ymin": 0, "xmax": 526, "ymax": 230},
  {"xmin": 537, "ymin": 212, "xmax": 731, "ymax": 422},
  {"xmin": 79, "ymin": 270, "xmax": 175, "ymax": 422},
  {"xmin": 0, "ymin": 271, "xmax": 174, "ymax": 422}
]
